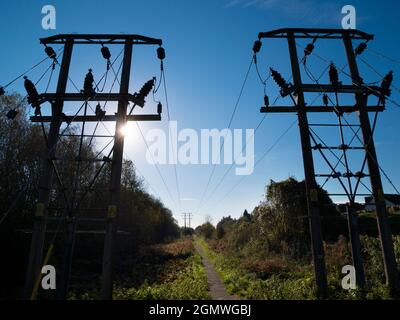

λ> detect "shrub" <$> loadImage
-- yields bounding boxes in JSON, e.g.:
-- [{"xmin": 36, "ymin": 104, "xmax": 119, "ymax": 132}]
[{"xmin": 195, "ymin": 222, "xmax": 216, "ymax": 239}]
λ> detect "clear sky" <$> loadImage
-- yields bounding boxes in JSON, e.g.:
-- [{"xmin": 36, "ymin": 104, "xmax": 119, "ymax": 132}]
[{"xmin": 1, "ymin": 0, "xmax": 400, "ymax": 227}]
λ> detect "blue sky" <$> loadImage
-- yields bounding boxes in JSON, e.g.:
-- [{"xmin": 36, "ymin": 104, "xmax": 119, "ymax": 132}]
[{"xmin": 1, "ymin": 0, "xmax": 400, "ymax": 227}]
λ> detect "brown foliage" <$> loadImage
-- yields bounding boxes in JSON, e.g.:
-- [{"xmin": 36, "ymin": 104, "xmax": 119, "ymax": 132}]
[
  {"xmin": 241, "ymin": 256, "xmax": 289, "ymax": 279},
  {"xmin": 324, "ymin": 235, "xmax": 351, "ymax": 272},
  {"xmin": 152, "ymin": 237, "xmax": 194, "ymax": 257}
]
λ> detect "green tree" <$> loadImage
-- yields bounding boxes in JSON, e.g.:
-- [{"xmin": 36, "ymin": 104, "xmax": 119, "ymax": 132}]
[{"xmin": 196, "ymin": 222, "xmax": 215, "ymax": 239}]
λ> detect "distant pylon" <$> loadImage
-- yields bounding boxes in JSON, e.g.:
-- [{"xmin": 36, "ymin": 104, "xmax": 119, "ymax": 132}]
[{"xmin": 181, "ymin": 212, "xmax": 193, "ymax": 228}]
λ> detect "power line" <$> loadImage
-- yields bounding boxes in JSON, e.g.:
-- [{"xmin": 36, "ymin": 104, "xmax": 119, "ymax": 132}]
[
  {"xmin": 134, "ymin": 120, "xmax": 178, "ymax": 207},
  {"xmin": 301, "ymin": 59, "xmax": 375, "ymax": 199},
  {"xmin": 204, "ymin": 119, "xmax": 297, "ymax": 213},
  {"xmin": 297, "ymin": 42, "xmax": 400, "ymax": 108},
  {"xmin": 196, "ymin": 57, "xmax": 254, "ymax": 215},
  {"xmin": 0, "ymin": 57, "xmax": 65, "ymax": 225},
  {"xmin": 1, "ymin": 48, "xmax": 62, "ymax": 90},
  {"xmin": 107, "ymin": 61, "xmax": 164, "ymax": 201},
  {"xmin": 367, "ymin": 47, "xmax": 400, "ymax": 66},
  {"xmin": 196, "ymin": 93, "xmax": 282, "ymax": 215},
  {"xmin": 106, "ymin": 54, "xmax": 179, "ymax": 209},
  {"xmin": 196, "ymin": 60, "xmax": 298, "ymax": 215},
  {"xmin": 196, "ymin": 58, "xmax": 298, "ymax": 215},
  {"xmin": 161, "ymin": 66, "xmax": 182, "ymax": 211},
  {"xmin": 358, "ymin": 55, "xmax": 400, "ymax": 94},
  {"xmin": 1, "ymin": 47, "xmax": 123, "ymax": 226},
  {"xmin": 298, "ymin": 42, "xmax": 400, "ymax": 196}
]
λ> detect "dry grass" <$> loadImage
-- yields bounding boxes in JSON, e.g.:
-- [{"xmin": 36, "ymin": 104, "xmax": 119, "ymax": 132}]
[
  {"xmin": 324, "ymin": 235, "xmax": 351, "ymax": 272},
  {"xmin": 151, "ymin": 236, "xmax": 193, "ymax": 257}
]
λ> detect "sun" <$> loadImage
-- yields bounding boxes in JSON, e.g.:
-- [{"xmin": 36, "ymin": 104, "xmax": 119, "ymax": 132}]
[{"xmin": 120, "ymin": 124, "xmax": 131, "ymax": 137}]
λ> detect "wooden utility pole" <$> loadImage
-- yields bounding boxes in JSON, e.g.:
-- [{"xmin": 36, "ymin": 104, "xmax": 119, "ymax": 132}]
[
  {"xmin": 100, "ymin": 39, "xmax": 133, "ymax": 300},
  {"xmin": 187, "ymin": 213, "xmax": 193, "ymax": 229},
  {"xmin": 346, "ymin": 203, "xmax": 365, "ymax": 287},
  {"xmin": 24, "ymin": 39, "xmax": 74, "ymax": 299},
  {"xmin": 343, "ymin": 34, "xmax": 399, "ymax": 291},
  {"xmin": 286, "ymin": 32, "xmax": 328, "ymax": 298},
  {"xmin": 182, "ymin": 213, "xmax": 187, "ymax": 228}
]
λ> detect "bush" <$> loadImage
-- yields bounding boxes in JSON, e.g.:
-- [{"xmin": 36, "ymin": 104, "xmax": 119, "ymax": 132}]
[
  {"xmin": 195, "ymin": 222, "xmax": 216, "ymax": 239},
  {"xmin": 240, "ymin": 256, "xmax": 289, "ymax": 279}
]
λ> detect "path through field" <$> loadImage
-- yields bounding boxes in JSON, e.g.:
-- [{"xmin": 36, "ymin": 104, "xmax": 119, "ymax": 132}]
[{"xmin": 195, "ymin": 243, "xmax": 237, "ymax": 300}]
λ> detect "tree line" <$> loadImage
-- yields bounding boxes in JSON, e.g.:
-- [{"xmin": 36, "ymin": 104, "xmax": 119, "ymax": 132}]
[{"xmin": 196, "ymin": 177, "xmax": 400, "ymax": 261}]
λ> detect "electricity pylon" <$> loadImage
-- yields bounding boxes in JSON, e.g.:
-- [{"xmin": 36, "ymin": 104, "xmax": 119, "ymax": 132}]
[
  {"xmin": 24, "ymin": 34, "xmax": 164, "ymax": 300},
  {"xmin": 255, "ymin": 28, "xmax": 399, "ymax": 298}
]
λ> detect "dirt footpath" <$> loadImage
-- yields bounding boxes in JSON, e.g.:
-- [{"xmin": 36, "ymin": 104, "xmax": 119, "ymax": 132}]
[{"xmin": 195, "ymin": 243, "xmax": 237, "ymax": 300}]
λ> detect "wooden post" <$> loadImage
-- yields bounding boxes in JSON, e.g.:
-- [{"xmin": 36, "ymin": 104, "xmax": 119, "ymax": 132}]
[
  {"xmin": 346, "ymin": 203, "xmax": 365, "ymax": 288},
  {"xmin": 100, "ymin": 39, "xmax": 133, "ymax": 300},
  {"xmin": 24, "ymin": 39, "xmax": 74, "ymax": 299},
  {"xmin": 287, "ymin": 32, "xmax": 328, "ymax": 298},
  {"xmin": 343, "ymin": 34, "xmax": 399, "ymax": 292}
]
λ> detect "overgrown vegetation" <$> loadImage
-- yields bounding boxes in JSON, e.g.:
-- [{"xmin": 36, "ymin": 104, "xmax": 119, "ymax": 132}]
[
  {"xmin": 68, "ymin": 237, "xmax": 210, "ymax": 300},
  {"xmin": 196, "ymin": 177, "xmax": 400, "ymax": 300}
]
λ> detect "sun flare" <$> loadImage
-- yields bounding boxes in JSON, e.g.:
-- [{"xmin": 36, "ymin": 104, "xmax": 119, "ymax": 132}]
[{"xmin": 119, "ymin": 124, "xmax": 131, "ymax": 137}]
